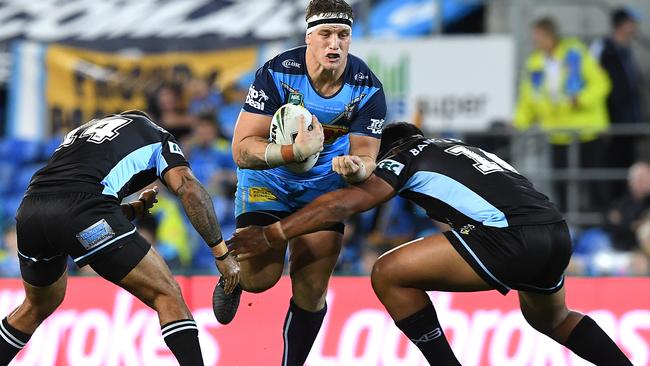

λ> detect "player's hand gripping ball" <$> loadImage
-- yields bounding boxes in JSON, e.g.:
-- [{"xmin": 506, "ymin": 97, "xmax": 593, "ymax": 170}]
[{"xmin": 270, "ymin": 104, "xmax": 324, "ymax": 173}]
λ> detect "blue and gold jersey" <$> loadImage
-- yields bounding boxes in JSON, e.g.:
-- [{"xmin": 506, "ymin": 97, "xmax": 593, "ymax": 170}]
[{"xmin": 242, "ymin": 46, "xmax": 386, "ymax": 180}]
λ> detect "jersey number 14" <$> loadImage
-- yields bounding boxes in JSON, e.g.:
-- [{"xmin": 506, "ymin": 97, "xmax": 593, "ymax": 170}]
[{"xmin": 57, "ymin": 117, "xmax": 132, "ymax": 150}]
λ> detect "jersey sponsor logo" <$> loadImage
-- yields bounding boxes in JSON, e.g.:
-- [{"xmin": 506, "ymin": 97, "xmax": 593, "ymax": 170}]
[
  {"xmin": 248, "ymin": 187, "xmax": 277, "ymax": 202},
  {"xmin": 282, "ymin": 59, "xmax": 301, "ymax": 69},
  {"xmin": 322, "ymin": 125, "xmax": 349, "ymax": 144},
  {"xmin": 168, "ymin": 141, "xmax": 185, "ymax": 157},
  {"xmin": 410, "ymin": 328, "xmax": 442, "ymax": 345},
  {"xmin": 377, "ymin": 159, "xmax": 404, "ymax": 176},
  {"xmin": 354, "ymin": 72, "xmax": 369, "ymax": 82},
  {"xmin": 245, "ymin": 85, "xmax": 269, "ymax": 111},
  {"xmin": 76, "ymin": 219, "xmax": 115, "ymax": 251},
  {"xmin": 460, "ymin": 223, "xmax": 475, "ymax": 235},
  {"xmin": 367, "ymin": 118, "xmax": 384, "ymax": 135}
]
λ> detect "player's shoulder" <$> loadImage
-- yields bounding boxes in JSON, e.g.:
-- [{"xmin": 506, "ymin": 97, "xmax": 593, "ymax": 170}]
[
  {"xmin": 118, "ymin": 110, "xmax": 169, "ymax": 138},
  {"xmin": 260, "ymin": 46, "xmax": 307, "ymax": 76},
  {"xmin": 345, "ymin": 53, "xmax": 383, "ymax": 88}
]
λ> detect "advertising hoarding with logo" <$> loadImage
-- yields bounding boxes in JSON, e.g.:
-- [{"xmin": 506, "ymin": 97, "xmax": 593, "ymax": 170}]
[
  {"xmin": 8, "ymin": 42, "xmax": 257, "ymax": 139},
  {"xmin": 2, "ymin": 277, "xmax": 648, "ymax": 365},
  {"xmin": 351, "ymin": 37, "xmax": 515, "ymax": 132}
]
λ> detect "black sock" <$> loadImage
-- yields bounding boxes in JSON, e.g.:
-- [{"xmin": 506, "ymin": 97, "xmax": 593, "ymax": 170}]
[
  {"xmin": 281, "ymin": 298, "xmax": 327, "ymax": 366},
  {"xmin": 394, "ymin": 302, "xmax": 460, "ymax": 366},
  {"xmin": 0, "ymin": 317, "xmax": 31, "ymax": 366},
  {"xmin": 161, "ymin": 319, "xmax": 204, "ymax": 366},
  {"xmin": 565, "ymin": 316, "xmax": 632, "ymax": 366}
]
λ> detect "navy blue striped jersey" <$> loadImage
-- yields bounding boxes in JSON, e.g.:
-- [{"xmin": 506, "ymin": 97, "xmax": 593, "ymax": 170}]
[
  {"xmin": 27, "ymin": 113, "xmax": 189, "ymax": 200},
  {"xmin": 242, "ymin": 46, "xmax": 386, "ymax": 180},
  {"xmin": 373, "ymin": 137, "xmax": 563, "ymax": 229}
]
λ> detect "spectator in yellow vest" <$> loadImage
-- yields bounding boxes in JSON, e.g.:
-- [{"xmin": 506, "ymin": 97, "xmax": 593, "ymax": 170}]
[{"xmin": 515, "ymin": 17, "xmax": 611, "ymax": 211}]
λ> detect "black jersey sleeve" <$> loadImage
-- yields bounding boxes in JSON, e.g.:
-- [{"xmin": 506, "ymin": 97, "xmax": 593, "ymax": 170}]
[
  {"xmin": 373, "ymin": 152, "xmax": 413, "ymax": 191},
  {"xmin": 242, "ymin": 62, "xmax": 283, "ymax": 116},
  {"xmin": 349, "ymin": 88, "xmax": 387, "ymax": 139},
  {"xmin": 155, "ymin": 133, "xmax": 190, "ymax": 179}
]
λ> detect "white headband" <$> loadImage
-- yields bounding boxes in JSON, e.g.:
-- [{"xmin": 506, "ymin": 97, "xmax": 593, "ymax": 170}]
[{"xmin": 306, "ymin": 12, "xmax": 353, "ymax": 35}]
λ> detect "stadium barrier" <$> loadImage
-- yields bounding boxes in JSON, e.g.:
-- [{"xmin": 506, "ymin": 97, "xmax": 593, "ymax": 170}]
[{"xmin": 2, "ymin": 276, "xmax": 648, "ymax": 366}]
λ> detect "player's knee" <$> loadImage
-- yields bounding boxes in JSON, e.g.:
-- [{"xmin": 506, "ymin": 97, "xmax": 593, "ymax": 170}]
[
  {"xmin": 521, "ymin": 305, "xmax": 569, "ymax": 335},
  {"xmin": 239, "ymin": 273, "xmax": 280, "ymax": 293},
  {"xmin": 151, "ymin": 278, "xmax": 185, "ymax": 309},
  {"xmin": 370, "ymin": 256, "xmax": 397, "ymax": 296}
]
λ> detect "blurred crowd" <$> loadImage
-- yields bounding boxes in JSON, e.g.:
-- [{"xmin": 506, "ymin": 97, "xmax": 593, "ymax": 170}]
[
  {"xmin": 1, "ymin": 6, "xmax": 649, "ymax": 278},
  {"xmin": 512, "ymin": 7, "xmax": 650, "ymax": 277}
]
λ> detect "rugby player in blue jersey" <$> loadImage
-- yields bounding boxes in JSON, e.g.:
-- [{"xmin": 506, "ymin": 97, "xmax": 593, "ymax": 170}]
[{"xmin": 212, "ymin": 0, "xmax": 386, "ymax": 364}]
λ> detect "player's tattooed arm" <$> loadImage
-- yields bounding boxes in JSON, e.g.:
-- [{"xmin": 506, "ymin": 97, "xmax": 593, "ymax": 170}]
[
  {"xmin": 232, "ymin": 111, "xmax": 274, "ymax": 170},
  {"xmin": 165, "ymin": 166, "xmax": 241, "ymax": 293},
  {"xmin": 164, "ymin": 166, "xmax": 223, "ymax": 246},
  {"xmin": 237, "ymin": 136, "xmax": 272, "ymax": 169}
]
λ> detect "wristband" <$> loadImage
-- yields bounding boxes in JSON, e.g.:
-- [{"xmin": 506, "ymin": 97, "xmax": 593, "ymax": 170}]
[
  {"xmin": 265, "ymin": 143, "xmax": 284, "ymax": 167},
  {"xmin": 207, "ymin": 236, "xmax": 224, "ymax": 248},
  {"xmin": 265, "ymin": 143, "xmax": 295, "ymax": 167},
  {"xmin": 215, "ymin": 252, "xmax": 230, "ymax": 261}
]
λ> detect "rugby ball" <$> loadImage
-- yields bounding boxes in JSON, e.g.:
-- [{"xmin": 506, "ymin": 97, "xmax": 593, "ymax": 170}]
[{"xmin": 270, "ymin": 103, "xmax": 320, "ymax": 173}]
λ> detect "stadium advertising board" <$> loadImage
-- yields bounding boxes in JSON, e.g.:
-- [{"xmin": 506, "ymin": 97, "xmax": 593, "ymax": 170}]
[
  {"xmin": 8, "ymin": 42, "xmax": 257, "ymax": 139},
  {"xmin": 0, "ymin": 0, "xmax": 366, "ymax": 52},
  {"xmin": 1, "ymin": 277, "xmax": 648, "ymax": 366},
  {"xmin": 351, "ymin": 37, "xmax": 515, "ymax": 132}
]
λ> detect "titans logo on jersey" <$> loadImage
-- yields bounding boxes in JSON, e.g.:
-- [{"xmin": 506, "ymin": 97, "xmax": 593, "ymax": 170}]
[{"xmin": 242, "ymin": 46, "xmax": 387, "ymax": 180}]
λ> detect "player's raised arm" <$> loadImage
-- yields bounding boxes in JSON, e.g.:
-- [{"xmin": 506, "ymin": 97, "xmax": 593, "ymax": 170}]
[
  {"xmin": 228, "ymin": 174, "xmax": 395, "ymax": 260},
  {"xmin": 164, "ymin": 166, "xmax": 240, "ymax": 293}
]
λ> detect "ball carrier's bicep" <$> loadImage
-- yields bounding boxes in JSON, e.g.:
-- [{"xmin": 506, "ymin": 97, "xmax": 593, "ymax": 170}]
[{"xmin": 232, "ymin": 111, "xmax": 273, "ymax": 169}]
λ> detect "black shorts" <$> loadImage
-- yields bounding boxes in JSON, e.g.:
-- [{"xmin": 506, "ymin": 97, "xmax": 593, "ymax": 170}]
[
  {"xmin": 16, "ymin": 192, "xmax": 151, "ymax": 287},
  {"xmin": 236, "ymin": 210, "xmax": 345, "ymax": 234},
  {"xmin": 445, "ymin": 221, "xmax": 572, "ymax": 295}
]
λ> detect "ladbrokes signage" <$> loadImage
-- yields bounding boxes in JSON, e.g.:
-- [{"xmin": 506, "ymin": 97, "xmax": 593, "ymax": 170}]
[{"xmin": 2, "ymin": 277, "xmax": 648, "ymax": 365}]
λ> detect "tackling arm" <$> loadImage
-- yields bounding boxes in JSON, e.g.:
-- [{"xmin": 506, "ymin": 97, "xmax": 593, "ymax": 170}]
[
  {"xmin": 265, "ymin": 174, "xmax": 395, "ymax": 245},
  {"xmin": 164, "ymin": 166, "xmax": 225, "ymax": 253}
]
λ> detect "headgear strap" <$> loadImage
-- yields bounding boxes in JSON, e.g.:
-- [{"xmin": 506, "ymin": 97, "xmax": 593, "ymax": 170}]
[{"xmin": 306, "ymin": 12, "xmax": 353, "ymax": 35}]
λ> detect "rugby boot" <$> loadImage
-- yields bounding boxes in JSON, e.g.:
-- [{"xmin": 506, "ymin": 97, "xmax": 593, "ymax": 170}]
[{"xmin": 212, "ymin": 276, "xmax": 242, "ymax": 324}]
